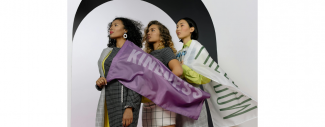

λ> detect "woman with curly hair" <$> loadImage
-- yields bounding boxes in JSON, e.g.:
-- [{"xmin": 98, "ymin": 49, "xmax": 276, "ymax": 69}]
[
  {"xmin": 142, "ymin": 20, "xmax": 183, "ymax": 127},
  {"xmin": 95, "ymin": 17, "xmax": 143, "ymax": 127}
]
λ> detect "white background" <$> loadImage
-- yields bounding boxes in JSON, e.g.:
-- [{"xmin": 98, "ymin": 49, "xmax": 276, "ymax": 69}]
[
  {"xmin": 1, "ymin": 0, "xmax": 325, "ymax": 127},
  {"xmin": 203, "ymin": 0, "xmax": 258, "ymax": 126}
]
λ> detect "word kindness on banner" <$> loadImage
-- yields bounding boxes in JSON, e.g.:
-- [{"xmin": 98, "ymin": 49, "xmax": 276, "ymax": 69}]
[
  {"xmin": 106, "ymin": 40, "xmax": 210, "ymax": 120},
  {"xmin": 126, "ymin": 49, "xmax": 204, "ymax": 98}
]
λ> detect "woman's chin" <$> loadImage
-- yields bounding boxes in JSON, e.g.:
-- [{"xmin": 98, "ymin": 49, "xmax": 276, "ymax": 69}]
[
  {"xmin": 147, "ymin": 40, "xmax": 155, "ymax": 43},
  {"xmin": 109, "ymin": 36, "xmax": 117, "ymax": 39}
]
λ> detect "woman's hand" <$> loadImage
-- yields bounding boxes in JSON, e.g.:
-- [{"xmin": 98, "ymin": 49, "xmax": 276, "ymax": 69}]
[
  {"xmin": 96, "ymin": 77, "xmax": 107, "ymax": 88},
  {"xmin": 122, "ymin": 108, "xmax": 133, "ymax": 127}
]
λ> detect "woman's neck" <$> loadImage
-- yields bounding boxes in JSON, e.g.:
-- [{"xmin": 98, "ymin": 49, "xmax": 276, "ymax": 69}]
[
  {"xmin": 116, "ymin": 37, "xmax": 126, "ymax": 48},
  {"xmin": 153, "ymin": 41, "xmax": 163, "ymax": 50},
  {"xmin": 182, "ymin": 36, "xmax": 191, "ymax": 45}
]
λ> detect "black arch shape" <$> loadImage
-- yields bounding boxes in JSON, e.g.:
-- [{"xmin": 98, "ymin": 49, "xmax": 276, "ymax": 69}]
[
  {"xmin": 72, "ymin": 0, "xmax": 218, "ymax": 63},
  {"xmin": 72, "ymin": 1, "xmax": 217, "ymax": 126}
]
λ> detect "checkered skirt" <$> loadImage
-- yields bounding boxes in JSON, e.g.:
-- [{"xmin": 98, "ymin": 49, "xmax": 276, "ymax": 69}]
[{"xmin": 142, "ymin": 102, "xmax": 176, "ymax": 127}]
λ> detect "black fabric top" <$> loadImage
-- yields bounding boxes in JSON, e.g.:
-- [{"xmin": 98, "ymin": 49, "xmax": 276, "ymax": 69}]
[{"xmin": 149, "ymin": 47, "xmax": 176, "ymax": 70}]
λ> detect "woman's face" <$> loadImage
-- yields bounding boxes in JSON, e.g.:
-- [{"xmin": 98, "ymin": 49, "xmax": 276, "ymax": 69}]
[
  {"xmin": 109, "ymin": 19, "xmax": 126, "ymax": 39},
  {"xmin": 176, "ymin": 19, "xmax": 194, "ymax": 39},
  {"xmin": 146, "ymin": 24, "xmax": 161, "ymax": 43}
]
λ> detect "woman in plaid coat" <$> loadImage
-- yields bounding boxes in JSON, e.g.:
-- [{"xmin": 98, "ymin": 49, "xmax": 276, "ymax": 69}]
[{"xmin": 95, "ymin": 17, "xmax": 143, "ymax": 127}]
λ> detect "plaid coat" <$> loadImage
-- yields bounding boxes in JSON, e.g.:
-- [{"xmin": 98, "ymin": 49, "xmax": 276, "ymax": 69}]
[{"xmin": 95, "ymin": 47, "xmax": 141, "ymax": 127}]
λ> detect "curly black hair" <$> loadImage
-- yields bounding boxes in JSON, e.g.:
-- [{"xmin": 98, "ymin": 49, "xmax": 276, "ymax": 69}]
[{"xmin": 107, "ymin": 17, "xmax": 143, "ymax": 48}]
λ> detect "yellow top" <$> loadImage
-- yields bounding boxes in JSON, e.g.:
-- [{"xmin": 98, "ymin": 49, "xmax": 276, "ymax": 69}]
[
  {"xmin": 182, "ymin": 39, "xmax": 192, "ymax": 49},
  {"xmin": 181, "ymin": 40, "xmax": 211, "ymax": 85}
]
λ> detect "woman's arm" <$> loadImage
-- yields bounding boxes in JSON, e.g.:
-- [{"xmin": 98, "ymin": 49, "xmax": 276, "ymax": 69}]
[
  {"xmin": 181, "ymin": 62, "xmax": 211, "ymax": 85},
  {"xmin": 123, "ymin": 87, "xmax": 141, "ymax": 126},
  {"xmin": 163, "ymin": 48, "xmax": 183, "ymax": 77},
  {"xmin": 168, "ymin": 59, "xmax": 183, "ymax": 77}
]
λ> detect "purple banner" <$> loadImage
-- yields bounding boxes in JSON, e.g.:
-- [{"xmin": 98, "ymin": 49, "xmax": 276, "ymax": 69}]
[{"xmin": 106, "ymin": 40, "xmax": 210, "ymax": 120}]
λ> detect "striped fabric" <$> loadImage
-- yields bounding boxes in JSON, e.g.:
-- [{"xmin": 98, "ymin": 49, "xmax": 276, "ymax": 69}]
[
  {"xmin": 183, "ymin": 40, "xmax": 257, "ymax": 127},
  {"xmin": 148, "ymin": 47, "xmax": 176, "ymax": 69}
]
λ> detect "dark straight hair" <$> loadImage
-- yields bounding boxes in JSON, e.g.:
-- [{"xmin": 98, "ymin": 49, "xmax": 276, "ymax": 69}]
[{"xmin": 177, "ymin": 17, "xmax": 199, "ymax": 42}]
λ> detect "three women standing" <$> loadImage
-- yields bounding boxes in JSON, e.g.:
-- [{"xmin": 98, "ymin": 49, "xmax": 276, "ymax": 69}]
[{"xmin": 95, "ymin": 17, "xmax": 208, "ymax": 127}]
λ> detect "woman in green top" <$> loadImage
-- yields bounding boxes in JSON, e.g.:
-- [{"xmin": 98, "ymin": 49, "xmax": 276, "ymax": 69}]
[{"xmin": 175, "ymin": 17, "xmax": 211, "ymax": 127}]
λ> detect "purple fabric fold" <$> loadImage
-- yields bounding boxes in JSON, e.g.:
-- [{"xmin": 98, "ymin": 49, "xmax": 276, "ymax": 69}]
[{"xmin": 106, "ymin": 40, "xmax": 210, "ymax": 120}]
